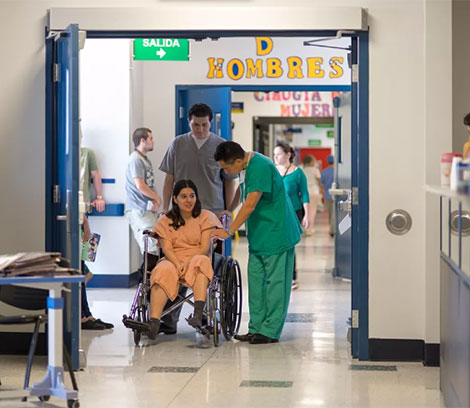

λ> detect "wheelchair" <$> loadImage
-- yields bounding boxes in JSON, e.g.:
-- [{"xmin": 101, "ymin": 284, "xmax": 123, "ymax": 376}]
[{"xmin": 122, "ymin": 228, "xmax": 242, "ymax": 347}]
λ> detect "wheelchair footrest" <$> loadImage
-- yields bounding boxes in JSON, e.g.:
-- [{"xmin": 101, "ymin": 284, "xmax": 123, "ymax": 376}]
[
  {"xmin": 186, "ymin": 316, "xmax": 212, "ymax": 339},
  {"xmin": 122, "ymin": 316, "xmax": 149, "ymax": 332}
]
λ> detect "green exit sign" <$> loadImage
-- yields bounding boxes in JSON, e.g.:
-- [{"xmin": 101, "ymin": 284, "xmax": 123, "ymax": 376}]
[
  {"xmin": 308, "ymin": 139, "xmax": 322, "ymax": 146},
  {"xmin": 133, "ymin": 39, "xmax": 190, "ymax": 61}
]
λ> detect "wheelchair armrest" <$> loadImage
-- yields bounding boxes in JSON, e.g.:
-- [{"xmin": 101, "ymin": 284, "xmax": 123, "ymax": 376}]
[{"xmin": 143, "ymin": 230, "xmax": 159, "ymax": 240}]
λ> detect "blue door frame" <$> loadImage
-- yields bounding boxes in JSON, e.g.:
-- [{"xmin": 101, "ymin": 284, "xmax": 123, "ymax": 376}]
[
  {"xmin": 45, "ymin": 24, "xmax": 81, "ymax": 370},
  {"xmin": 46, "ymin": 29, "xmax": 369, "ymax": 360},
  {"xmin": 354, "ymin": 32, "xmax": 369, "ymax": 360}
]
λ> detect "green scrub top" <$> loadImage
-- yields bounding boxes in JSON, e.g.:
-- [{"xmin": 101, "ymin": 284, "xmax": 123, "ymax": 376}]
[
  {"xmin": 283, "ymin": 167, "xmax": 310, "ymax": 212},
  {"xmin": 241, "ymin": 153, "xmax": 301, "ymax": 255},
  {"xmin": 80, "ymin": 147, "xmax": 99, "ymax": 203}
]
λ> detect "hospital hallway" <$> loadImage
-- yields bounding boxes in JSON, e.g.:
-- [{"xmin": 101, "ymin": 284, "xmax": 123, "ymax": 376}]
[{"xmin": 0, "ymin": 213, "xmax": 444, "ymax": 408}]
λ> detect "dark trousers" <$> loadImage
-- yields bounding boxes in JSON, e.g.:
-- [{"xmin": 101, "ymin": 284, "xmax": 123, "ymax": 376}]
[
  {"xmin": 293, "ymin": 208, "xmax": 305, "ymax": 281},
  {"xmin": 81, "ymin": 261, "xmax": 92, "ymax": 318}
]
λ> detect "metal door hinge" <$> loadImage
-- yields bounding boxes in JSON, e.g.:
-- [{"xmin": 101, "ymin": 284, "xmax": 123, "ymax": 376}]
[
  {"xmin": 352, "ymin": 64, "xmax": 358, "ymax": 83},
  {"xmin": 53, "ymin": 185, "xmax": 60, "ymax": 204},
  {"xmin": 352, "ymin": 187, "xmax": 359, "ymax": 205},
  {"xmin": 53, "ymin": 63, "xmax": 60, "ymax": 82},
  {"xmin": 179, "ymin": 106, "xmax": 184, "ymax": 119},
  {"xmin": 352, "ymin": 310, "xmax": 359, "ymax": 328}
]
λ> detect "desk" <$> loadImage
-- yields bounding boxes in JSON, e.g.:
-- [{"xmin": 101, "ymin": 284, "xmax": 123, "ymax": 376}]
[
  {"xmin": 426, "ymin": 185, "xmax": 470, "ymax": 407},
  {"xmin": 0, "ymin": 275, "xmax": 84, "ymax": 404}
]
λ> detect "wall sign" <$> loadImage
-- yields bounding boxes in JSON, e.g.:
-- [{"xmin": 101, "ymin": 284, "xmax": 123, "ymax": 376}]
[
  {"xmin": 308, "ymin": 139, "xmax": 322, "ymax": 146},
  {"xmin": 134, "ymin": 39, "xmax": 190, "ymax": 61},
  {"xmin": 204, "ymin": 37, "xmax": 350, "ymax": 85},
  {"xmin": 252, "ymin": 91, "xmax": 341, "ymax": 118},
  {"xmin": 231, "ymin": 102, "xmax": 244, "ymax": 113}
]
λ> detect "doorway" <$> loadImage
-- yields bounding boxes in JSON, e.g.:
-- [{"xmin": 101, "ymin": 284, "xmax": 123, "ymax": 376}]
[{"xmin": 45, "ymin": 27, "xmax": 369, "ymax": 360}]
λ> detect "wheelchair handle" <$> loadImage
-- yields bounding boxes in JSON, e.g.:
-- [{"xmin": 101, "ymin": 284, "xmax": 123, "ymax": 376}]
[
  {"xmin": 220, "ymin": 214, "xmax": 229, "ymax": 229},
  {"xmin": 143, "ymin": 230, "xmax": 159, "ymax": 240}
]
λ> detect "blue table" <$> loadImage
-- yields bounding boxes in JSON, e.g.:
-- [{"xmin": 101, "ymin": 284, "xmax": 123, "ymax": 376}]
[{"xmin": 0, "ymin": 275, "xmax": 84, "ymax": 403}]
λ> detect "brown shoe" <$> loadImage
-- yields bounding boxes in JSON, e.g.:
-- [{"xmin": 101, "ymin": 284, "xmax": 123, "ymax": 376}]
[{"xmin": 234, "ymin": 333, "xmax": 256, "ymax": 342}]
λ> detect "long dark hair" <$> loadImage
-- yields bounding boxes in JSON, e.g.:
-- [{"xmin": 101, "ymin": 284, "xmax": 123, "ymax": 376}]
[
  {"xmin": 166, "ymin": 179, "xmax": 202, "ymax": 230},
  {"xmin": 276, "ymin": 142, "xmax": 295, "ymax": 164}
]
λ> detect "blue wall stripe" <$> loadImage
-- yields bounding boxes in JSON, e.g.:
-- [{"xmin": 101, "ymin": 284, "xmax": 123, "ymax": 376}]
[
  {"xmin": 91, "ymin": 178, "xmax": 115, "ymax": 184},
  {"xmin": 87, "ymin": 272, "xmax": 139, "ymax": 288},
  {"xmin": 89, "ymin": 203, "xmax": 124, "ymax": 216}
]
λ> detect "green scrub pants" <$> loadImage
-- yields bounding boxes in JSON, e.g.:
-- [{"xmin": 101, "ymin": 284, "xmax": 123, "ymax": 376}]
[{"xmin": 247, "ymin": 248, "xmax": 295, "ymax": 339}]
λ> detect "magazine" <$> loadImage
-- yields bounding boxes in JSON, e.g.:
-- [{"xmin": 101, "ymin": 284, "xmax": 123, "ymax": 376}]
[{"xmin": 81, "ymin": 233, "xmax": 101, "ymax": 262}]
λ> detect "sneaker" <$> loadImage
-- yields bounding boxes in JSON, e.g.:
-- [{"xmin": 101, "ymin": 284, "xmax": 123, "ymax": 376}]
[
  {"xmin": 81, "ymin": 319, "xmax": 106, "ymax": 330},
  {"xmin": 95, "ymin": 318, "xmax": 114, "ymax": 329},
  {"xmin": 249, "ymin": 334, "xmax": 279, "ymax": 344},
  {"xmin": 292, "ymin": 280, "xmax": 299, "ymax": 290},
  {"xmin": 147, "ymin": 318, "xmax": 160, "ymax": 340},
  {"xmin": 234, "ymin": 333, "xmax": 256, "ymax": 342}
]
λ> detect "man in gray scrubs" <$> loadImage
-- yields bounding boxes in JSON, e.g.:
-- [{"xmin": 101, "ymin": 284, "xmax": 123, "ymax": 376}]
[{"xmin": 158, "ymin": 103, "xmax": 235, "ymax": 334}]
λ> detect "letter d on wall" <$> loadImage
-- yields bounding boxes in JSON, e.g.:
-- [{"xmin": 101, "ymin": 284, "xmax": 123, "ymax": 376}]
[{"xmin": 256, "ymin": 37, "xmax": 273, "ymax": 56}]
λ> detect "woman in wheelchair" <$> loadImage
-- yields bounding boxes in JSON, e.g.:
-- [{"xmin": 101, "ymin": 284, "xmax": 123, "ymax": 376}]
[{"xmin": 146, "ymin": 179, "xmax": 222, "ymax": 340}]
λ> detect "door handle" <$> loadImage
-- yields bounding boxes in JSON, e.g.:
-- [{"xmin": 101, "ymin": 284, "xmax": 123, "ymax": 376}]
[
  {"xmin": 56, "ymin": 189, "xmax": 71, "ymax": 233},
  {"xmin": 329, "ymin": 188, "xmax": 350, "ymax": 196},
  {"xmin": 328, "ymin": 182, "xmax": 350, "ymax": 197}
]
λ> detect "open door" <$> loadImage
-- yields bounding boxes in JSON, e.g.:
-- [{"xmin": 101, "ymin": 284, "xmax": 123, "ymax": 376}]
[
  {"xmin": 331, "ymin": 35, "xmax": 369, "ymax": 360},
  {"xmin": 45, "ymin": 24, "xmax": 80, "ymax": 369},
  {"xmin": 176, "ymin": 86, "xmax": 232, "ymax": 255},
  {"xmin": 176, "ymin": 86, "xmax": 232, "ymax": 140},
  {"xmin": 332, "ymin": 93, "xmax": 352, "ymax": 281}
]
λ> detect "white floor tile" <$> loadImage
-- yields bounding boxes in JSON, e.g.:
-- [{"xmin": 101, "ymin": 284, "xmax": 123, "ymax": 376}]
[{"xmin": 0, "ymin": 212, "xmax": 445, "ymax": 407}]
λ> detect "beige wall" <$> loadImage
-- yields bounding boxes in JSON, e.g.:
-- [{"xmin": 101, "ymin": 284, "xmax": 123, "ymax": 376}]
[
  {"xmin": 0, "ymin": 0, "xmax": 453, "ymax": 342},
  {"xmin": 452, "ymin": 0, "xmax": 470, "ymax": 153}
]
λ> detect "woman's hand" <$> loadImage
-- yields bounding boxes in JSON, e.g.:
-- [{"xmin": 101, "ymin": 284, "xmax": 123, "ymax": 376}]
[{"xmin": 302, "ymin": 216, "xmax": 309, "ymax": 230}]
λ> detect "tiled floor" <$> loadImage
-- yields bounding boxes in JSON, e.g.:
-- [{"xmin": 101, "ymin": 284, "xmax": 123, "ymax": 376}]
[{"xmin": 0, "ymin": 212, "xmax": 444, "ymax": 407}]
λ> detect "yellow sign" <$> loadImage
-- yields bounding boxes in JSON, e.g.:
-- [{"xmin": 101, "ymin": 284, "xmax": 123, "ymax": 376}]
[{"xmin": 206, "ymin": 37, "xmax": 344, "ymax": 81}]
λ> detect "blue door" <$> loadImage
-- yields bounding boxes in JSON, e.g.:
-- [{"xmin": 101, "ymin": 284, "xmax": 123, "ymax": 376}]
[
  {"xmin": 332, "ymin": 93, "xmax": 352, "ymax": 281},
  {"xmin": 331, "ymin": 36, "xmax": 369, "ymax": 360},
  {"xmin": 176, "ymin": 86, "xmax": 232, "ymax": 140},
  {"xmin": 45, "ymin": 24, "xmax": 80, "ymax": 369},
  {"xmin": 176, "ymin": 86, "xmax": 232, "ymax": 255}
]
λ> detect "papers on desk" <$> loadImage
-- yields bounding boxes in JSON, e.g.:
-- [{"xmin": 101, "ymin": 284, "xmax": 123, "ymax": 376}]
[{"xmin": 0, "ymin": 252, "xmax": 79, "ymax": 277}]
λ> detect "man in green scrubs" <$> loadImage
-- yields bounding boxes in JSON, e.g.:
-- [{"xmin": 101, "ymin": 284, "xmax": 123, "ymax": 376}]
[{"xmin": 213, "ymin": 141, "xmax": 301, "ymax": 344}]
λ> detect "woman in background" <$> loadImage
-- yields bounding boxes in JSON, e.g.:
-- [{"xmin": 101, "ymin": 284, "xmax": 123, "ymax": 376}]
[
  {"xmin": 274, "ymin": 143, "xmax": 310, "ymax": 290},
  {"xmin": 301, "ymin": 155, "xmax": 321, "ymax": 235}
]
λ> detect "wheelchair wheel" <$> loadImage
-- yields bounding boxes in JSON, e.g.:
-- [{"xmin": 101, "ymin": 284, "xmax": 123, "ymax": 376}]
[
  {"xmin": 210, "ymin": 290, "xmax": 220, "ymax": 347},
  {"xmin": 220, "ymin": 258, "xmax": 243, "ymax": 340}
]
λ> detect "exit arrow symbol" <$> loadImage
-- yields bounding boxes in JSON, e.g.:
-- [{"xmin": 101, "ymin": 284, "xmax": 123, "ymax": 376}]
[{"xmin": 156, "ymin": 48, "xmax": 166, "ymax": 59}]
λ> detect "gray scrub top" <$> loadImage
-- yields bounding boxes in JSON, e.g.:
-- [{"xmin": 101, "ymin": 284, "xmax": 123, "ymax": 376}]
[{"xmin": 159, "ymin": 132, "xmax": 234, "ymax": 215}]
